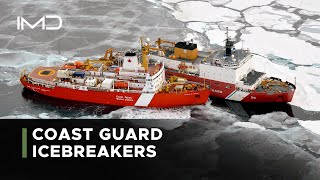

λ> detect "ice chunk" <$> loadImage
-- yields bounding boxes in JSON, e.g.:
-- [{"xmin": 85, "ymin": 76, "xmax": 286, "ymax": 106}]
[
  {"xmin": 240, "ymin": 27, "xmax": 320, "ymax": 65},
  {"xmin": 276, "ymin": 0, "xmax": 320, "ymax": 14},
  {"xmin": 298, "ymin": 120, "xmax": 320, "ymax": 136},
  {"xmin": 233, "ymin": 122, "xmax": 266, "ymax": 130},
  {"xmin": 172, "ymin": 1, "xmax": 240, "ymax": 22},
  {"xmin": 244, "ymin": 6, "xmax": 300, "ymax": 30}
]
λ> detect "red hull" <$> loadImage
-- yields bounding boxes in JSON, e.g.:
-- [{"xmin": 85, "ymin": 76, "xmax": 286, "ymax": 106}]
[
  {"xmin": 21, "ymin": 79, "xmax": 210, "ymax": 108},
  {"xmin": 165, "ymin": 70, "xmax": 295, "ymax": 103}
]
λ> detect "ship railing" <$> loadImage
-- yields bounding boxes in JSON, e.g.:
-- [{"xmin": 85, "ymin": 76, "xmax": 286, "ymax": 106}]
[
  {"xmin": 85, "ymin": 86, "xmax": 143, "ymax": 93},
  {"xmin": 27, "ymin": 77, "xmax": 56, "ymax": 89},
  {"xmin": 235, "ymin": 87, "xmax": 254, "ymax": 93}
]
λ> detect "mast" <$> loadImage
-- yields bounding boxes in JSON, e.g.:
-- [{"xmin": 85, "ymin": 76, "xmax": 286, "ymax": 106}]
[{"xmin": 225, "ymin": 27, "xmax": 234, "ymax": 57}]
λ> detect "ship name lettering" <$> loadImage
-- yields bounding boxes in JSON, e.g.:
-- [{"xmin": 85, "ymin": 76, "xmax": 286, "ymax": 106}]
[{"xmin": 212, "ymin": 89, "xmax": 222, "ymax": 94}]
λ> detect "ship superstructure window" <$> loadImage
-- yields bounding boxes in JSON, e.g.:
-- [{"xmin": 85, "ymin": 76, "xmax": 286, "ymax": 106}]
[{"xmin": 226, "ymin": 86, "xmax": 231, "ymax": 89}]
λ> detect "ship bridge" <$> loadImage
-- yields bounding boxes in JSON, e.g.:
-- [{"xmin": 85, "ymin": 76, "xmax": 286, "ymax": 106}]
[{"xmin": 208, "ymin": 48, "xmax": 251, "ymax": 69}]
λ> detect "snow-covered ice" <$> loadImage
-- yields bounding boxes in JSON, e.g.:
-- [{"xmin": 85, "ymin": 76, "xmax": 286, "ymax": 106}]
[
  {"xmin": 172, "ymin": 1, "xmax": 240, "ymax": 22},
  {"xmin": 249, "ymin": 112, "xmax": 298, "ymax": 129},
  {"xmin": 208, "ymin": 0, "xmax": 231, "ymax": 6},
  {"xmin": 298, "ymin": 120, "xmax": 320, "ymax": 136},
  {"xmin": 276, "ymin": 0, "xmax": 320, "ymax": 14},
  {"xmin": 244, "ymin": 6, "xmax": 300, "ymax": 30},
  {"xmin": 233, "ymin": 122, "xmax": 266, "ymax": 130},
  {"xmin": 299, "ymin": 19, "xmax": 320, "ymax": 43},
  {"xmin": 186, "ymin": 22, "xmax": 208, "ymax": 34},
  {"xmin": 223, "ymin": 0, "xmax": 274, "ymax": 11},
  {"xmin": 241, "ymin": 27, "xmax": 320, "ymax": 65}
]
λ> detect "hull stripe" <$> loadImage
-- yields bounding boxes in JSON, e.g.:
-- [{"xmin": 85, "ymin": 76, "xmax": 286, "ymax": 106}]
[
  {"xmin": 226, "ymin": 90, "xmax": 237, "ymax": 99},
  {"xmin": 134, "ymin": 93, "xmax": 155, "ymax": 107}
]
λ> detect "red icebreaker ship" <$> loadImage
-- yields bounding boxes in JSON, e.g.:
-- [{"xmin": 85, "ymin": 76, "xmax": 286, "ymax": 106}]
[
  {"xmin": 148, "ymin": 28, "xmax": 296, "ymax": 103},
  {"xmin": 20, "ymin": 48, "xmax": 211, "ymax": 108}
]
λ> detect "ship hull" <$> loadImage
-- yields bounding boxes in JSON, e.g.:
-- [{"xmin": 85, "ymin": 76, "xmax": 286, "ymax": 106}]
[
  {"xmin": 21, "ymin": 79, "xmax": 210, "ymax": 108},
  {"xmin": 166, "ymin": 70, "xmax": 295, "ymax": 103}
]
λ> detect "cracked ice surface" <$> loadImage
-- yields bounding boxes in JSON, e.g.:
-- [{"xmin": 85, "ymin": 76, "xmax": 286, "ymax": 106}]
[
  {"xmin": 244, "ymin": 6, "xmax": 300, "ymax": 30},
  {"xmin": 276, "ymin": 0, "xmax": 320, "ymax": 14},
  {"xmin": 241, "ymin": 27, "xmax": 320, "ymax": 65},
  {"xmin": 172, "ymin": 1, "xmax": 240, "ymax": 22},
  {"xmin": 223, "ymin": 0, "xmax": 274, "ymax": 11},
  {"xmin": 299, "ymin": 19, "xmax": 320, "ymax": 43}
]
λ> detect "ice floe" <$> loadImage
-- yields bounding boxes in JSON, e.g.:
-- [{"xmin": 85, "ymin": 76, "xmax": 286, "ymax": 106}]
[
  {"xmin": 233, "ymin": 121, "xmax": 266, "ymax": 130},
  {"xmin": 208, "ymin": 0, "xmax": 231, "ymax": 6},
  {"xmin": 161, "ymin": 0, "xmax": 184, "ymax": 3},
  {"xmin": 244, "ymin": 6, "xmax": 300, "ymax": 30},
  {"xmin": 276, "ymin": 0, "xmax": 320, "ymax": 14},
  {"xmin": 241, "ymin": 27, "xmax": 320, "ymax": 65},
  {"xmin": 298, "ymin": 120, "xmax": 320, "ymax": 136},
  {"xmin": 279, "ymin": 126, "xmax": 320, "ymax": 154},
  {"xmin": 186, "ymin": 22, "xmax": 208, "ymax": 34},
  {"xmin": 172, "ymin": 1, "xmax": 240, "ymax": 22},
  {"xmin": 299, "ymin": 19, "xmax": 320, "ymax": 43},
  {"xmin": 249, "ymin": 111, "xmax": 298, "ymax": 129},
  {"xmin": 206, "ymin": 26, "xmax": 237, "ymax": 46},
  {"xmin": 223, "ymin": 0, "xmax": 274, "ymax": 11}
]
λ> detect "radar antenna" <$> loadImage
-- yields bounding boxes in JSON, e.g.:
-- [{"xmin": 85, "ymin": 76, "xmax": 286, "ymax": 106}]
[{"xmin": 225, "ymin": 27, "xmax": 234, "ymax": 57}]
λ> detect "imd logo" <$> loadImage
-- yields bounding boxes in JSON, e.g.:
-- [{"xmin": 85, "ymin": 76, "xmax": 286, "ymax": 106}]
[{"xmin": 17, "ymin": 15, "xmax": 62, "ymax": 30}]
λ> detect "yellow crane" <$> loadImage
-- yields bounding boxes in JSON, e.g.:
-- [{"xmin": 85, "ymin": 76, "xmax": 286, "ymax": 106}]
[
  {"xmin": 140, "ymin": 37, "xmax": 166, "ymax": 72},
  {"xmin": 155, "ymin": 38, "xmax": 176, "ymax": 49},
  {"xmin": 82, "ymin": 48, "xmax": 116, "ymax": 70}
]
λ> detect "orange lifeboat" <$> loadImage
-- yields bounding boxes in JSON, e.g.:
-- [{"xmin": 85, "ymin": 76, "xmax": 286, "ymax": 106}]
[
  {"xmin": 114, "ymin": 81, "xmax": 128, "ymax": 89},
  {"xmin": 75, "ymin": 61, "xmax": 84, "ymax": 69}
]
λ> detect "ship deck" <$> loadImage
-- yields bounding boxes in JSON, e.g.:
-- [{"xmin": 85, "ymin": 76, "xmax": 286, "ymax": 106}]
[{"xmin": 28, "ymin": 66, "xmax": 60, "ymax": 81}]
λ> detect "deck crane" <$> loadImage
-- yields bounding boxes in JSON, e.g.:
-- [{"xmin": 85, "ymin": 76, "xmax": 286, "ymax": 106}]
[{"xmin": 140, "ymin": 37, "xmax": 166, "ymax": 72}]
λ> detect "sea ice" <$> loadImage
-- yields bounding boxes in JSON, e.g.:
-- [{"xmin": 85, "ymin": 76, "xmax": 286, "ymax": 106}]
[
  {"xmin": 223, "ymin": 0, "xmax": 274, "ymax": 11},
  {"xmin": 233, "ymin": 122, "xmax": 266, "ymax": 130},
  {"xmin": 244, "ymin": 6, "xmax": 300, "ymax": 30},
  {"xmin": 240, "ymin": 27, "xmax": 320, "ymax": 65},
  {"xmin": 299, "ymin": 19, "xmax": 320, "ymax": 43},
  {"xmin": 172, "ymin": 1, "xmax": 240, "ymax": 22},
  {"xmin": 298, "ymin": 120, "xmax": 320, "ymax": 136},
  {"xmin": 276, "ymin": 0, "xmax": 320, "ymax": 14}
]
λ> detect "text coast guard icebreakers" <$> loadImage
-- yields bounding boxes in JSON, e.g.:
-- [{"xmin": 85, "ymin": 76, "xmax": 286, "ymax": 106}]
[{"xmin": 31, "ymin": 128, "xmax": 162, "ymax": 158}]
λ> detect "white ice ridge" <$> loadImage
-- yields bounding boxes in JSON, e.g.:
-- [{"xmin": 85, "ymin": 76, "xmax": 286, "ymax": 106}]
[
  {"xmin": 172, "ymin": 1, "xmax": 240, "ymax": 22},
  {"xmin": 298, "ymin": 120, "xmax": 320, "ymax": 136},
  {"xmin": 244, "ymin": 6, "xmax": 300, "ymax": 30},
  {"xmin": 233, "ymin": 122, "xmax": 266, "ymax": 130}
]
